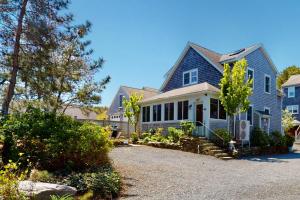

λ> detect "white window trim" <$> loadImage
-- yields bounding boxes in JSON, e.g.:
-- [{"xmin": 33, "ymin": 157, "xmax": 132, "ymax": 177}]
[
  {"xmin": 264, "ymin": 107, "xmax": 270, "ymax": 115},
  {"xmin": 288, "ymin": 86, "xmax": 295, "ymax": 98},
  {"xmin": 183, "ymin": 69, "xmax": 198, "ymax": 86},
  {"xmin": 287, "ymin": 105, "xmax": 299, "ymax": 114},
  {"xmin": 264, "ymin": 74, "xmax": 271, "ymax": 94},
  {"xmin": 246, "ymin": 105, "xmax": 254, "ymax": 126},
  {"xmin": 152, "ymin": 104, "xmax": 162, "ymax": 122},
  {"xmin": 247, "ymin": 68, "xmax": 254, "ymax": 90}
]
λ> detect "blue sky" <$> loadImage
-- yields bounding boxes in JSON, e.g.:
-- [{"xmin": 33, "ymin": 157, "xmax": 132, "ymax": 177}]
[{"xmin": 69, "ymin": 0, "xmax": 300, "ymax": 107}]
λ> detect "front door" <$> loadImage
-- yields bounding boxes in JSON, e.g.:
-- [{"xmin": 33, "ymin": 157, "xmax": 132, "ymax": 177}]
[{"xmin": 196, "ymin": 104, "xmax": 203, "ymax": 126}]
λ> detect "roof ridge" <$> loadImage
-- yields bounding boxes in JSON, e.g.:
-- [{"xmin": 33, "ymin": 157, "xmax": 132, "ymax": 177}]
[
  {"xmin": 121, "ymin": 85, "xmax": 157, "ymax": 92},
  {"xmin": 189, "ymin": 41, "xmax": 222, "ymax": 56}
]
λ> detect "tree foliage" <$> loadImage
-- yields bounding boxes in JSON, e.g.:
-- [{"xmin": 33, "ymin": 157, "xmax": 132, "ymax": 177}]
[
  {"xmin": 219, "ymin": 59, "xmax": 253, "ymax": 116},
  {"xmin": 122, "ymin": 93, "xmax": 143, "ymax": 133},
  {"xmin": 0, "ymin": 0, "xmax": 110, "ymax": 114},
  {"xmin": 282, "ymin": 109, "xmax": 295, "ymax": 133},
  {"xmin": 277, "ymin": 65, "xmax": 300, "ymax": 88}
]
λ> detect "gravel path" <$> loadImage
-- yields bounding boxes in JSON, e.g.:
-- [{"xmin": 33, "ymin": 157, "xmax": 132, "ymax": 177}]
[{"xmin": 110, "ymin": 145, "xmax": 300, "ymax": 200}]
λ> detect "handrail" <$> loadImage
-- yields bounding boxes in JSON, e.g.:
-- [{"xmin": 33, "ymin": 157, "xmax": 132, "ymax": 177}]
[
  {"xmin": 194, "ymin": 121, "xmax": 225, "ymax": 146},
  {"xmin": 295, "ymin": 125, "xmax": 300, "ymax": 139}
]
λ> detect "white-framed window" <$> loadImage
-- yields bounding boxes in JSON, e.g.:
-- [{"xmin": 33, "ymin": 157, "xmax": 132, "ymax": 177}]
[
  {"xmin": 247, "ymin": 68, "xmax": 254, "ymax": 89},
  {"xmin": 246, "ymin": 105, "xmax": 254, "ymax": 125},
  {"xmin": 288, "ymin": 86, "xmax": 295, "ymax": 98},
  {"xmin": 178, "ymin": 100, "xmax": 189, "ymax": 120},
  {"xmin": 264, "ymin": 107, "xmax": 270, "ymax": 115},
  {"xmin": 152, "ymin": 104, "xmax": 162, "ymax": 122},
  {"xmin": 264, "ymin": 74, "xmax": 271, "ymax": 94},
  {"xmin": 183, "ymin": 69, "xmax": 198, "ymax": 86},
  {"xmin": 142, "ymin": 106, "xmax": 151, "ymax": 122},
  {"xmin": 287, "ymin": 105, "xmax": 299, "ymax": 114},
  {"xmin": 210, "ymin": 98, "xmax": 226, "ymax": 120},
  {"xmin": 119, "ymin": 94, "xmax": 124, "ymax": 107}
]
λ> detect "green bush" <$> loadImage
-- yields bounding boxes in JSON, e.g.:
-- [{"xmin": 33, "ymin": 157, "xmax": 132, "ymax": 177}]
[
  {"xmin": 131, "ymin": 132, "xmax": 139, "ymax": 143},
  {"xmin": 167, "ymin": 127, "xmax": 184, "ymax": 143},
  {"xmin": 67, "ymin": 165, "xmax": 121, "ymax": 199},
  {"xmin": 50, "ymin": 195, "xmax": 74, "ymax": 200},
  {"xmin": 180, "ymin": 121, "xmax": 195, "ymax": 136},
  {"xmin": 140, "ymin": 132, "xmax": 151, "ymax": 139},
  {"xmin": 29, "ymin": 169, "xmax": 54, "ymax": 183},
  {"xmin": 250, "ymin": 127, "xmax": 269, "ymax": 147},
  {"xmin": 1, "ymin": 107, "xmax": 112, "ymax": 171},
  {"xmin": 269, "ymin": 131, "xmax": 286, "ymax": 147},
  {"xmin": 285, "ymin": 134, "xmax": 295, "ymax": 147},
  {"xmin": 214, "ymin": 129, "xmax": 232, "ymax": 144}
]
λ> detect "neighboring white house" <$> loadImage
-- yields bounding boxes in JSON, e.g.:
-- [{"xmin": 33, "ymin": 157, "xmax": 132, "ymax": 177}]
[{"xmin": 108, "ymin": 86, "xmax": 159, "ymax": 122}]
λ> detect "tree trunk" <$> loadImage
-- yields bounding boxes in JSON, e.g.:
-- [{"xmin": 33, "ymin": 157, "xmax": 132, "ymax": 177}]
[{"xmin": 1, "ymin": 0, "xmax": 28, "ymax": 115}]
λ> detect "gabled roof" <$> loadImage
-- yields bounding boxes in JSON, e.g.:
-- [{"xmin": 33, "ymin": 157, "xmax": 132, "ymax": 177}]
[
  {"xmin": 143, "ymin": 82, "xmax": 219, "ymax": 104},
  {"xmin": 282, "ymin": 74, "xmax": 300, "ymax": 87},
  {"xmin": 161, "ymin": 42, "xmax": 279, "ymax": 91},
  {"xmin": 120, "ymin": 86, "xmax": 159, "ymax": 99}
]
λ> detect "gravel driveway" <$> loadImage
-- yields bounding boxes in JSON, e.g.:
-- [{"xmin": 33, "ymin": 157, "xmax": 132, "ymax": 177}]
[{"xmin": 110, "ymin": 145, "xmax": 300, "ymax": 200}]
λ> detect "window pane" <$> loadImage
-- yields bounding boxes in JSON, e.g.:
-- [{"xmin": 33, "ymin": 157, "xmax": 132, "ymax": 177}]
[
  {"xmin": 288, "ymin": 87, "xmax": 295, "ymax": 97},
  {"xmin": 157, "ymin": 105, "xmax": 161, "ymax": 121},
  {"xmin": 219, "ymin": 101, "xmax": 226, "ymax": 119},
  {"xmin": 191, "ymin": 71, "xmax": 197, "ymax": 83},
  {"xmin": 142, "ymin": 107, "xmax": 146, "ymax": 122},
  {"xmin": 170, "ymin": 103, "xmax": 174, "ymax": 120},
  {"xmin": 183, "ymin": 101, "xmax": 189, "ymax": 120},
  {"xmin": 265, "ymin": 76, "xmax": 270, "ymax": 93},
  {"xmin": 178, "ymin": 101, "xmax": 183, "ymax": 120},
  {"xmin": 247, "ymin": 106, "xmax": 253, "ymax": 125},
  {"xmin": 248, "ymin": 69, "xmax": 254, "ymax": 88},
  {"xmin": 164, "ymin": 103, "xmax": 169, "ymax": 121},
  {"xmin": 146, "ymin": 106, "xmax": 150, "ymax": 122},
  {"xmin": 153, "ymin": 105, "xmax": 157, "ymax": 122},
  {"xmin": 184, "ymin": 73, "xmax": 190, "ymax": 85},
  {"xmin": 119, "ymin": 95, "xmax": 123, "ymax": 107},
  {"xmin": 210, "ymin": 99, "xmax": 218, "ymax": 119}
]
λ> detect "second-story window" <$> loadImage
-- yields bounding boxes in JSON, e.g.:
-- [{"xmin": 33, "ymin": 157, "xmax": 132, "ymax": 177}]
[
  {"xmin": 264, "ymin": 75, "xmax": 271, "ymax": 94},
  {"xmin": 288, "ymin": 86, "xmax": 295, "ymax": 98},
  {"xmin": 287, "ymin": 105, "xmax": 299, "ymax": 114},
  {"xmin": 183, "ymin": 69, "xmax": 198, "ymax": 86},
  {"xmin": 247, "ymin": 68, "xmax": 254, "ymax": 88},
  {"xmin": 119, "ymin": 95, "xmax": 123, "ymax": 107}
]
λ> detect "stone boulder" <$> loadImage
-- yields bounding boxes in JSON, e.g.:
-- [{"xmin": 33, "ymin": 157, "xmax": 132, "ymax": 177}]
[{"xmin": 19, "ymin": 181, "xmax": 77, "ymax": 200}]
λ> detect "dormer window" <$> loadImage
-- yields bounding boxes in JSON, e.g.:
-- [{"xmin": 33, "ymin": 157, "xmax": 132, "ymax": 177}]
[
  {"xmin": 288, "ymin": 86, "xmax": 295, "ymax": 98},
  {"xmin": 183, "ymin": 69, "xmax": 198, "ymax": 86}
]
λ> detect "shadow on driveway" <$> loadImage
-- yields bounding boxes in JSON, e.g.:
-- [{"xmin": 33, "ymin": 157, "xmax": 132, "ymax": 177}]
[{"xmin": 242, "ymin": 152, "xmax": 300, "ymax": 163}]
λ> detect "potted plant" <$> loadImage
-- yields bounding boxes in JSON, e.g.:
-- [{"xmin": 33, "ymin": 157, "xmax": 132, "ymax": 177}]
[{"xmin": 285, "ymin": 134, "xmax": 295, "ymax": 152}]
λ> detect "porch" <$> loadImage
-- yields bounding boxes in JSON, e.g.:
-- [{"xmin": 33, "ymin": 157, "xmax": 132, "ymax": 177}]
[{"xmin": 140, "ymin": 82, "xmax": 228, "ymax": 138}]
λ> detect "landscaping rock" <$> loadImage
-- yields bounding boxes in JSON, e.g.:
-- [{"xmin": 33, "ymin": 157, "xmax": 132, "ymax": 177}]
[{"xmin": 19, "ymin": 181, "xmax": 77, "ymax": 200}]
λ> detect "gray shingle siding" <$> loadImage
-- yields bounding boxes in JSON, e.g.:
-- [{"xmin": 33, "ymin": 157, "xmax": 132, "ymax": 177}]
[
  {"xmin": 162, "ymin": 47, "xmax": 282, "ymax": 133},
  {"xmin": 108, "ymin": 87, "xmax": 128, "ymax": 116},
  {"xmin": 283, "ymin": 86, "xmax": 300, "ymax": 121},
  {"xmin": 245, "ymin": 48, "xmax": 282, "ymax": 132},
  {"xmin": 162, "ymin": 48, "xmax": 222, "ymax": 92}
]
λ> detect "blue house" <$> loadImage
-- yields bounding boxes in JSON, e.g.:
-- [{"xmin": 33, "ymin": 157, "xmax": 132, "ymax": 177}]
[
  {"xmin": 140, "ymin": 42, "xmax": 283, "ymax": 139},
  {"xmin": 282, "ymin": 75, "xmax": 300, "ymax": 122}
]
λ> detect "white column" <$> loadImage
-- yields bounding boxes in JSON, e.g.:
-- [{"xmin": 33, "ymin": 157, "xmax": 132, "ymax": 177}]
[
  {"xmin": 202, "ymin": 95, "xmax": 210, "ymax": 138},
  {"xmin": 149, "ymin": 105, "xmax": 153, "ymax": 122},
  {"xmin": 161, "ymin": 103, "xmax": 165, "ymax": 122},
  {"xmin": 174, "ymin": 100, "xmax": 178, "ymax": 121}
]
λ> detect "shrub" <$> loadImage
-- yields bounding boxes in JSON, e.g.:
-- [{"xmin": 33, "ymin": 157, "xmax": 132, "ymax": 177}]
[
  {"xmin": 156, "ymin": 128, "xmax": 164, "ymax": 135},
  {"xmin": 285, "ymin": 134, "xmax": 295, "ymax": 147},
  {"xmin": 50, "ymin": 195, "xmax": 74, "ymax": 200},
  {"xmin": 1, "ymin": 107, "xmax": 113, "ymax": 171},
  {"xmin": 180, "ymin": 121, "xmax": 195, "ymax": 136},
  {"xmin": 140, "ymin": 132, "xmax": 151, "ymax": 140},
  {"xmin": 67, "ymin": 165, "xmax": 121, "ymax": 199},
  {"xmin": 131, "ymin": 132, "xmax": 139, "ymax": 143},
  {"xmin": 167, "ymin": 127, "xmax": 184, "ymax": 143},
  {"xmin": 214, "ymin": 129, "xmax": 232, "ymax": 144},
  {"xmin": 269, "ymin": 131, "xmax": 286, "ymax": 147},
  {"xmin": 250, "ymin": 127, "xmax": 269, "ymax": 147},
  {"xmin": 0, "ymin": 160, "xmax": 29, "ymax": 200},
  {"xmin": 29, "ymin": 169, "xmax": 54, "ymax": 183}
]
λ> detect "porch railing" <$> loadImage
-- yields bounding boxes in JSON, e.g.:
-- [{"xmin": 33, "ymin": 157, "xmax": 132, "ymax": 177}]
[
  {"xmin": 295, "ymin": 125, "xmax": 300, "ymax": 142},
  {"xmin": 193, "ymin": 121, "xmax": 227, "ymax": 148}
]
